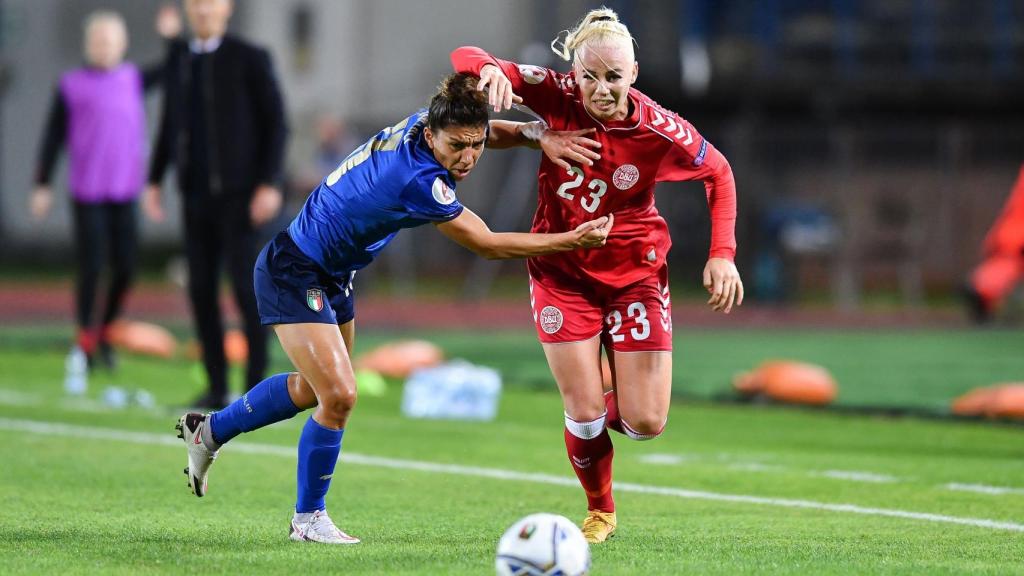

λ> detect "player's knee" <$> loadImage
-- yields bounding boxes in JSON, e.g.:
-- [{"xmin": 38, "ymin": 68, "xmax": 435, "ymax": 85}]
[
  {"xmin": 621, "ymin": 416, "xmax": 665, "ymax": 441},
  {"xmin": 565, "ymin": 403, "xmax": 607, "ymax": 426},
  {"xmin": 319, "ymin": 383, "xmax": 357, "ymax": 419}
]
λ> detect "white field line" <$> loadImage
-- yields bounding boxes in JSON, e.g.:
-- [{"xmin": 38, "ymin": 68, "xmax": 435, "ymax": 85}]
[
  {"xmin": 728, "ymin": 462, "xmax": 785, "ymax": 473},
  {"xmin": 2, "ymin": 417, "xmax": 1023, "ymax": 533},
  {"xmin": 642, "ymin": 453, "xmax": 898, "ymax": 483},
  {"xmin": 946, "ymin": 483, "xmax": 1024, "ymax": 496},
  {"xmin": 816, "ymin": 470, "xmax": 899, "ymax": 483},
  {"xmin": 637, "ymin": 454, "xmax": 695, "ymax": 465}
]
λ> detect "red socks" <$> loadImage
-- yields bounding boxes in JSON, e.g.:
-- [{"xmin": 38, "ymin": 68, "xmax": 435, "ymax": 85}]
[
  {"xmin": 604, "ymin": 390, "xmax": 624, "ymax": 434},
  {"xmin": 564, "ymin": 413, "xmax": 615, "ymax": 512},
  {"xmin": 76, "ymin": 328, "xmax": 98, "ymax": 355}
]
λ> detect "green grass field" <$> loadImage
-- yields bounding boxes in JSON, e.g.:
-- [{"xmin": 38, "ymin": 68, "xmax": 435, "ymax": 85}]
[{"xmin": 1, "ymin": 325, "xmax": 1022, "ymax": 574}]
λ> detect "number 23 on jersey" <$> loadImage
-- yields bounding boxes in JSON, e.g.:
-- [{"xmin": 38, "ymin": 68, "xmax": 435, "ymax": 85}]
[{"xmin": 555, "ymin": 167, "xmax": 608, "ymax": 214}]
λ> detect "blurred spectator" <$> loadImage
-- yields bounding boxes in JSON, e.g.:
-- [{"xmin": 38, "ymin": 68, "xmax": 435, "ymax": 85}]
[
  {"xmin": 144, "ymin": 0, "xmax": 288, "ymax": 409},
  {"xmin": 31, "ymin": 8, "xmax": 174, "ymax": 369},
  {"xmin": 290, "ymin": 113, "xmax": 358, "ymax": 200},
  {"xmin": 964, "ymin": 165, "xmax": 1024, "ymax": 324}
]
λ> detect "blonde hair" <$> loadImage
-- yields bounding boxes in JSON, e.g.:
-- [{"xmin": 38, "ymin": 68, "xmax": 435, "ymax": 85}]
[{"xmin": 550, "ymin": 7, "xmax": 636, "ymax": 63}]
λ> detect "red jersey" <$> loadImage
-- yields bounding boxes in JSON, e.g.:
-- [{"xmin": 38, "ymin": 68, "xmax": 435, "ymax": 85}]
[
  {"xmin": 983, "ymin": 163, "xmax": 1024, "ymax": 255},
  {"xmin": 452, "ymin": 46, "xmax": 737, "ymax": 289}
]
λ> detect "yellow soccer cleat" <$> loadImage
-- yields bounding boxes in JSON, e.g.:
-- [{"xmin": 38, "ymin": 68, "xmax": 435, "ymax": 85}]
[{"xmin": 581, "ymin": 510, "xmax": 617, "ymax": 543}]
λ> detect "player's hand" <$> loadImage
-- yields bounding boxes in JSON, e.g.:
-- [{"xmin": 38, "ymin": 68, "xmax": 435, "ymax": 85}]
[
  {"xmin": 29, "ymin": 186, "xmax": 53, "ymax": 221},
  {"xmin": 250, "ymin": 184, "xmax": 283, "ymax": 227},
  {"xmin": 573, "ymin": 213, "xmax": 614, "ymax": 249},
  {"xmin": 477, "ymin": 64, "xmax": 523, "ymax": 112},
  {"xmin": 703, "ymin": 257, "xmax": 744, "ymax": 313},
  {"xmin": 142, "ymin": 184, "xmax": 165, "ymax": 222},
  {"xmin": 540, "ymin": 127, "xmax": 602, "ymax": 171}
]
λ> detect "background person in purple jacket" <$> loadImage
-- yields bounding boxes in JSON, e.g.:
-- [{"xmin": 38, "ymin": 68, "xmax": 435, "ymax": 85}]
[{"xmin": 31, "ymin": 9, "xmax": 174, "ymax": 369}]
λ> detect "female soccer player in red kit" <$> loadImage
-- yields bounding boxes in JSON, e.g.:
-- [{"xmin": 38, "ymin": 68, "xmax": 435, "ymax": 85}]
[{"xmin": 452, "ymin": 7, "xmax": 743, "ymax": 542}]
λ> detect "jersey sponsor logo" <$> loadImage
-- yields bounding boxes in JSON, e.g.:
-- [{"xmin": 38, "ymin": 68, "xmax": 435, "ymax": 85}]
[
  {"xmin": 306, "ymin": 288, "xmax": 324, "ymax": 312},
  {"xmin": 612, "ymin": 164, "xmax": 640, "ymax": 190},
  {"xmin": 518, "ymin": 65, "xmax": 547, "ymax": 84},
  {"xmin": 432, "ymin": 177, "xmax": 457, "ymax": 205},
  {"xmin": 539, "ymin": 305, "xmax": 563, "ymax": 334}
]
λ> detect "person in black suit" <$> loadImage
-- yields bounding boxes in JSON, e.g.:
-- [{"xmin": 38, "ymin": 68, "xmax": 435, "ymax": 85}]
[{"xmin": 144, "ymin": 0, "xmax": 288, "ymax": 409}]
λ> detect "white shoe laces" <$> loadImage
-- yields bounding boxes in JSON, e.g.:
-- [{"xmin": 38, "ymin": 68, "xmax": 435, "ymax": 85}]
[{"xmin": 304, "ymin": 510, "xmax": 344, "ymax": 540}]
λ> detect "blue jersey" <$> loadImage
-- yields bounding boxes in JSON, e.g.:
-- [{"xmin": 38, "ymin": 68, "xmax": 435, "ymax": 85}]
[{"xmin": 288, "ymin": 109, "xmax": 464, "ymax": 277}]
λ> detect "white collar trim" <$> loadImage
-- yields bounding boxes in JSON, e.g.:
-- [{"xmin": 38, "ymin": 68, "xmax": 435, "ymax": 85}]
[{"xmin": 190, "ymin": 36, "xmax": 223, "ymax": 54}]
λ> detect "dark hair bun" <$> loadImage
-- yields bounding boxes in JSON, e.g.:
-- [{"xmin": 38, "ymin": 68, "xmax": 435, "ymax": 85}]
[{"xmin": 428, "ymin": 73, "xmax": 489, "ymax": 132}]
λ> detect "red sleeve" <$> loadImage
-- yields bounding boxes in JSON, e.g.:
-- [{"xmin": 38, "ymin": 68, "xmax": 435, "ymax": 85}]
[
  {"xmin": 450, "ymin": 46, "xmax": 566, "ymax": 124},
  {"xmin": 983, "ymin": 163, "xmax": 1024, "ymax": 254},
  {"xmin": 653, "ymin": 114, "xmax": 737, "ymax": 261}
]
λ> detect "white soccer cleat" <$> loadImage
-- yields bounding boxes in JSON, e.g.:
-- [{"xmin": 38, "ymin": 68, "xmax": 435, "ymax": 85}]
[
  {"xmin": 289, "ymin": 510, "xmax": 361, "ymax": 544},
  {"xmin": 175, "ymin": 412, "xmax": 218, "ymax": 497}
]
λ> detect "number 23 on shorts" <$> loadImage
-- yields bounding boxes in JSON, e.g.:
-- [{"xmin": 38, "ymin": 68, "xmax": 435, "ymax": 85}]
[{"xmin": 603, "ymin": 286, "xmax": 673, "ymax": 351}]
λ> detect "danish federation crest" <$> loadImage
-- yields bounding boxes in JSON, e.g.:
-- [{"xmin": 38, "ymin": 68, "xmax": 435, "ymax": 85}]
[
  {"xmin": 539, "ymin": 305, "xmax": 563, "ymax": 334},
  {"xmin": 432, "ymin": 177, "xmax": 457, "ymax": 205},
  {"xmin": 306, "ymin": 288, "xmax": 324, "ymax": 312},
  {"xmin": 518, "ymin": 65, "xmax": 548, "ymax": 85},
  {"xmin": 612, "ymin": 164, "xmax": 640, "ymax": 190}
]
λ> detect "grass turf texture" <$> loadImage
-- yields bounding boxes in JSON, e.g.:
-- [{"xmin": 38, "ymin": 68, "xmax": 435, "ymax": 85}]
[
  {"xmin": 0, "ymin": 326, "xmax": 1022, "ymax": 574},
  {"xmin": 3, "ymin": 325, "xmax": 1022, "ymax": 411}
]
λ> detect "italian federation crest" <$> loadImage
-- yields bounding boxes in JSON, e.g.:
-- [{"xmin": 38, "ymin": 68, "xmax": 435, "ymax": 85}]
[{"xmin": 306, "ymin": 288, "xmax": 324, "ymax": 312}]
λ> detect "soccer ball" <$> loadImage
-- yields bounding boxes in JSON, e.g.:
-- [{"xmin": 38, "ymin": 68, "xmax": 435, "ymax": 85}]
[{"xmin": 495, "ymin": 513, "xmax": 590, "ymax": 576}]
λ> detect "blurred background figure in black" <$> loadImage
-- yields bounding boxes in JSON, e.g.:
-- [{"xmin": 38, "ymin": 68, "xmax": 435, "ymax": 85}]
[
  {"xmin": 31, "ymin": 8, "xmax": 176, "ymax": 374},
  {"xmin": 144, "ymin": 0, "xmax": 288, "ymax": 409}
]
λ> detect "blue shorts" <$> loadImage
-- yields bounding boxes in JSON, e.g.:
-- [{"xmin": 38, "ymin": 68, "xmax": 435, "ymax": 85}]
[{"xmin": 254, "ymin": 230, "xmax": 355, "ymax": 326}]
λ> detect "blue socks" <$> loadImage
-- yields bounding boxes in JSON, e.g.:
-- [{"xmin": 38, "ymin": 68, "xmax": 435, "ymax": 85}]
[
  {"xmin": 206, "ymin": 372, "xmax": 345, "ymax": 513},
  {"xmin": 208, "ymin": 373, "xmax": 301, "ymax": 446},
  {"xmin": 295, "ymin": 415, "xmax": 344, "ymax": 513}
]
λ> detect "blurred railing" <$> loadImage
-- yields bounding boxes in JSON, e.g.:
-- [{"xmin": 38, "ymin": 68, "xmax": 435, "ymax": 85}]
[{"xmin": 717, "ymin": 120, "xmax": 1024, "ymax": 307}]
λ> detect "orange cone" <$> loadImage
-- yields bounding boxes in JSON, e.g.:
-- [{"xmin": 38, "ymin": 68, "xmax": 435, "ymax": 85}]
[
  {"xmin": 224, "ymin": 329, "xmax": 248, "ymax": 364},
  {"xmin": 106, "ymin": 320, "xmax": 177, "ymax": 359},
  {"xmin": 355, "ymin": 340, "xmax": 444, "ymax": 379},
  {"xmin": 954, "ymin": 384, "xmax": 1024, "ymax": 420},
  {"xmin": 734, "ymin": 360, "xmax": 838, "ymax": 406}
]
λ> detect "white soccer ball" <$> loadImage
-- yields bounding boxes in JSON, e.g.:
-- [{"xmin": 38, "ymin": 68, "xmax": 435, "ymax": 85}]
[{"xmin": 495, "ymin": 513, "xmax": 590, "ymax": 576}]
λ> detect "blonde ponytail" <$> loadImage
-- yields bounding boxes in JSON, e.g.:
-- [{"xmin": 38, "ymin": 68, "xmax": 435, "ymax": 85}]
[{"xmin": 550, "ymin": 7, "xmax": 636, "ymax": 62}]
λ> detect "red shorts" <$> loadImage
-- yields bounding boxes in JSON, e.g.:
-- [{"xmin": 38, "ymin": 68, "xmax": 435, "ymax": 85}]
[{"xmin": 528, "ymin": 266, "xmax": 672, "ymax": 352}]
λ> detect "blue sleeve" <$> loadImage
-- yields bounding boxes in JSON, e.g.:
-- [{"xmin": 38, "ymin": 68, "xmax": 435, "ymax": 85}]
[{"xmin": 402, "ymin": 173, "xmax": 464, "ymax": 223}]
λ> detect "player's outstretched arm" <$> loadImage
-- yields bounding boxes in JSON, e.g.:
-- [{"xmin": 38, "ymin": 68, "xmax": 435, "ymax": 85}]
[
  {"xmin": 436, "ymin": 207, "xmax": 613, "ymax": 260},
  {"xmin": 452, "ymin": 46, "xmax": 564, "ymax": 118},
  {"xmin": 487, "ymin": 120, "xmax": 601, "ymax": 170},
  {"xmin": 486, "ymin": 120, "xmax": 541, "ymax": 150}
]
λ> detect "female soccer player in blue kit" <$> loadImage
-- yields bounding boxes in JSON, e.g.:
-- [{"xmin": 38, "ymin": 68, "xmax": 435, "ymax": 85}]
[{"xmin": 174, "ymin": 73, "xmax": 613, "ymax": 544}]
